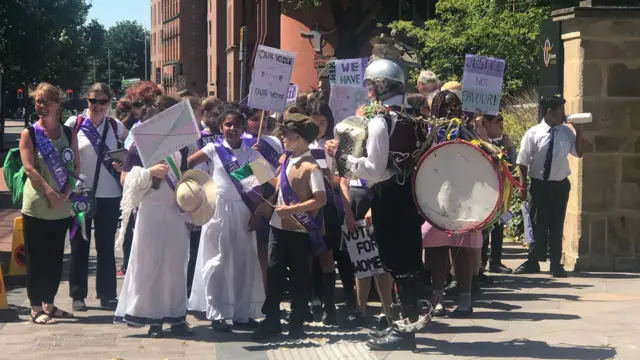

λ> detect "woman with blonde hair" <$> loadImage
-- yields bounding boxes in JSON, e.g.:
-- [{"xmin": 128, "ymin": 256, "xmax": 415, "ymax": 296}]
[{"xmin": 20, "ymin": 83, "xmax": 80, "ymax": 324}]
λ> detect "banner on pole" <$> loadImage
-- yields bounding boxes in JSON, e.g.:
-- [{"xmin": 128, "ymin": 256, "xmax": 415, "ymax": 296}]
[
  {"xmin": 330, "ymin": 58, "xmax": 369, "ymax": 87},
  {"xmin": 342, "ymin": 220, "xmax": 386, "ymax": 280},
  {"xmin": 461, "ymin": 54, "xmax": 505, "ymax": 116},
  {"xmin": 248, "ymin": 45, "xmax": 296, "ymax": 113}
]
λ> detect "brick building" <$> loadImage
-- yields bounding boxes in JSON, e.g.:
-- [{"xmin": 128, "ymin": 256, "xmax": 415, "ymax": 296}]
[{"xmin": 149, "ymin": 0, "xmax": 207, "ymax": 95}]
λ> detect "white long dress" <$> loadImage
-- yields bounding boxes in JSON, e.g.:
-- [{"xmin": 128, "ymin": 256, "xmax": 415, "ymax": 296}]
[
  {"xmin": 114, "ymin": 151, "xmax": 190, "ymax": 326},
  {"xmin": 188, "ymin": 140, "xmax": 265, "ymax": 322}
]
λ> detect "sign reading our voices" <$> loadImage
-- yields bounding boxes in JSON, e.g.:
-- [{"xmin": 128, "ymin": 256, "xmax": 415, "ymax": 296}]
[
  {"xmin": 330, "ymin": 58, "xmax": 368, "ymax": 87},
  {"xmin": 342, "ymin": 220, "xmax": 386, "ymax": 279},
  {"xmin": 248, "ymin": 45, "xmax": 296, "ymax": 113},
  {"xmin": 461, "ymin": 54, "xmax": 506, "ymax": 116}
]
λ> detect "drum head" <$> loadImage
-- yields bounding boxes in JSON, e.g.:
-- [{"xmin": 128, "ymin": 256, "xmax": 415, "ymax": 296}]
[{"xmin": 413, "ymin": 141, "xmax": 502, "ymax": 232}]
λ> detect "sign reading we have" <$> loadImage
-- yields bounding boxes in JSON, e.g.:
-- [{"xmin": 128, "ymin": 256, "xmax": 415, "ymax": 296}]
[
  {"xmin": 461, "ymin": 54, "xmax": 506, "ymax": 116},
  {"xmin": 248, "ymin": 45, "xmax": 296, "ymax": 113},
  {"xmin": 331, "ymin": 58, "xmax": 369, "ymax": 87}
]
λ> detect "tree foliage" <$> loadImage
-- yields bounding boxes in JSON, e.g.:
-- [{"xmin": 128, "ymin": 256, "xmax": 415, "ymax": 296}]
[{"xmin": 387, "ymin": 0, "xmax": 547, "ymax": 95}]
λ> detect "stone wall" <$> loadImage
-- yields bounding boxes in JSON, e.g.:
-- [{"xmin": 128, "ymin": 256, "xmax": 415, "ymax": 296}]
[{"xmin": 554, "ymin": 7, "xmax": 640, "ymax": 271}]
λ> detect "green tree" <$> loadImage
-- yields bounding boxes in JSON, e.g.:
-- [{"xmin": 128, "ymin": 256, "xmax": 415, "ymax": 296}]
[
  {"xmin": 91, "ymin": 21, "xmax": 149, "ymax": 98},
  {"xmin": 387, "ymin": 0, "xmax": 547, "ymax": 95}
]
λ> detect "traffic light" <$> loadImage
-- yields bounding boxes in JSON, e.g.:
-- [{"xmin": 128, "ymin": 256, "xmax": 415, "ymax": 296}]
[
  {"xmin": 17, "ymin": 88, "xmax": 23, "ymax": 100},
  {"xmin": 66, "ymin": 89, "xmax": 73, "ymax": 99}
]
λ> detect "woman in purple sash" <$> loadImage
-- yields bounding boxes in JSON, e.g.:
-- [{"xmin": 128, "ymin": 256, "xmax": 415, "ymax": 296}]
[
  {"xmin": 188, "ymin": 109, "xmax": 265, "ymax": 332},
  {"xmin": 65, "ymin": 83, "xmax": 128, "ymax": 312},
  {"xmin": 19, "ymin": 83, "xmax": 79, "ymax": 325}
]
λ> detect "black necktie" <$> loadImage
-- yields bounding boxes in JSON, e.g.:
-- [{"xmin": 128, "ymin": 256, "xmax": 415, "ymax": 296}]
[{"xmin": 543, "ymin": 127, "xmax": 556, "ymax": 181}]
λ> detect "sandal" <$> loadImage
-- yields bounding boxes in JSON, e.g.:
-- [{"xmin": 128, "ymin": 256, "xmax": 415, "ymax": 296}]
[
  {"xmin": 31, "ymin": 311, "xmax": 57, "ymax": 325},
  {"xmin": 47, "ymin": 306, "xmax": 74, "ymax": 319}
]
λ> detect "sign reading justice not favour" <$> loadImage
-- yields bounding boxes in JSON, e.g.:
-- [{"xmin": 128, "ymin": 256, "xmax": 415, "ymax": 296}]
[{"xmin": 461, "ymin": 54, "xmax": 506, "ymax": 116}]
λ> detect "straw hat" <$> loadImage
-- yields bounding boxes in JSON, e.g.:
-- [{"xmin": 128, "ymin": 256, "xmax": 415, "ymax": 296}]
[{"xmin": 175, "ymin": 170, "xmax": 217, "ymax": 226}]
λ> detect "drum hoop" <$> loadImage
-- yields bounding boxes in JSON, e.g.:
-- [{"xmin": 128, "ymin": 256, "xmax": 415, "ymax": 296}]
[{"xmin": 412, "ymin": 139, "xmax": 505, "ymax": 235}]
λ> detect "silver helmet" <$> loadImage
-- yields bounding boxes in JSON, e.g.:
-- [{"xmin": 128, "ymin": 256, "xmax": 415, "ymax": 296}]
[{"xmin": 363, "ymin": 59, "xmax": 406, "ymax": 87}]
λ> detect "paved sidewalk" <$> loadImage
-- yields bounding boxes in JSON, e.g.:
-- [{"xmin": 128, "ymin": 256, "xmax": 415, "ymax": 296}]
[{"xmin": 1, "ymin": 245, "xmax": 638, "ymax": 359}]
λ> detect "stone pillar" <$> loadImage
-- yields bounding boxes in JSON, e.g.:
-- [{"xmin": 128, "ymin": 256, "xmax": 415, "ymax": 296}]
[{"xmin": 553, "ymin": 4, "xmax": 640, "ymax": 271}]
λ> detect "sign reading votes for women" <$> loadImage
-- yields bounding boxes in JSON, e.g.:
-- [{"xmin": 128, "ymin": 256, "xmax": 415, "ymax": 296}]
[
  {"xmin": 248, "ymin": 45, "xmax": 296, "ymax": 113},
  {"xmin": 342, "ymin": 220, "xmax": 386, "ymax": 279},
  {"xmin": 461, "ymin": 54, "xmax": 506, "ymax": 116}
]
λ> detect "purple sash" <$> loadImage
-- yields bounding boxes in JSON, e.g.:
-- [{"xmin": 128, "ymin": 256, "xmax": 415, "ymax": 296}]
[
  {"xmin": 280, "ymin": 152, "xmax": 326, "ymax": 255},
  {"xmin": 78, "ymin": 115, "xmax": 121, "ymax": 184},
  {"xmin": 242, "ymin": 133, "xmax": 281, "ymax": 169},
  {"xmin": 310, "ymin": 149, "xmax": 344, "ymax": 215},
  {"xmin": 198, "ymin": 130, "xmax": 223, "ymax": 149},
  {"xmin": 32, "ymin": 124, "xmax": 87, "ymax": 206},
  {"xmin": 213, "ymin": 143, "xmax": 260, "ymax": 212}
]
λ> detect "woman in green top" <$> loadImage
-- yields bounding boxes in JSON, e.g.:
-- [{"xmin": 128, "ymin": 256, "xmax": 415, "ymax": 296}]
[{"xmin": 19, "ymin": 83, "xmax": 80, "ymax": 325}]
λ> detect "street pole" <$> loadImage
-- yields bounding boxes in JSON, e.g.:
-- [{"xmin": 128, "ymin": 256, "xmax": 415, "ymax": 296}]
[
  {"xmin": 144, "ymin": 35, "xmax": 148, "ymax": 81},
  {"xmin": 108, "ymin": 49, "xmax": 111, "ymax": 90},
  {"xmin": 239, "ymin": 26, "xmax": 248, "ymax": 101}
]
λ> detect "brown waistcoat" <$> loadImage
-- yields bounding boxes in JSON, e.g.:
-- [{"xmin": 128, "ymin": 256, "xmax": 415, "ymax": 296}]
[{"xmin": 278, "ymin": 155, "xmax": 324, "ymax": 232}]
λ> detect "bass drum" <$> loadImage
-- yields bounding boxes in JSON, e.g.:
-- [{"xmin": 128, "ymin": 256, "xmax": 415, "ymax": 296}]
[{"xmin": 412, "ymin": 140, "xmax": 511, "ymax": 234}]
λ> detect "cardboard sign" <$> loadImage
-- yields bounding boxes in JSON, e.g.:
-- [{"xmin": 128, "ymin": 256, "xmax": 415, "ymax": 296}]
[
  {"xmin": 521, "ymin": 201, "xmax": 534, "ymax": 245},
  {"xmin": 461, "ymin": 54, "xmax": 505, "ymax": 116},
  {"xmin": 331, "ymin": 58, "xmax": 369, "ymax": 87},
  {"xmin": 248, "ymin": 45, "xmax": 296, "ymax": 113},
  {"xmin": 130, "ymin": 100, "xmax": 201, "ymax": 168},
  {"xmin": 329, "ymin": 84, "xmax": 370, "ymax": 123},
  {"xmin": 342, "ymin": 220, "xmax": 386, "ymax": 279},
  {"xmin": 286, "ymin": 84, "xmax": 298, "ymax": 106}
]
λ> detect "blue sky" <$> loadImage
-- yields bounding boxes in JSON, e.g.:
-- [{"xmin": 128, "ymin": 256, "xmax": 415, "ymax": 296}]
[{"xmin": 88, "ymin": 0, "xmax": 150, "ymax": 29}]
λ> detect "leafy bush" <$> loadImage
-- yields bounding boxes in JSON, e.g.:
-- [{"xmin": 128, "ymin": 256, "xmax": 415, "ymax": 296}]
[
  {"xmin": 501, "ymin": 89, "xmax": 538, "ymax": 242},
  {"xmin": 387, "ymin": 0, "xmax": 547, "ymax": 96}
]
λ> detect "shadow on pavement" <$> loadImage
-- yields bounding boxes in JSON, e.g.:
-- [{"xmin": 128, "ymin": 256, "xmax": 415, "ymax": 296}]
[{"xmin": 414, "ymin": 338, "xmax": 616, "ymax": 359}]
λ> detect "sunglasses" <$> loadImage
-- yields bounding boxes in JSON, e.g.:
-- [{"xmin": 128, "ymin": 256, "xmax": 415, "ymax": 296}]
[
  {"xmin": 133, "ymin": 101, "xmax": 145, "ymax": 108},
  {"xmin": 88, "ymin": 98, "xmax": 109, "ymax": 105},
  {"xmin": 35, "ymin": 99, "xmax": 56, "ymax": 106}
]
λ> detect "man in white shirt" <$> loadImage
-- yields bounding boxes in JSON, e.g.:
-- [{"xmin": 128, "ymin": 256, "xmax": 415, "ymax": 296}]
[
  {"xmin": 326, "ymin": 59, "xmax": 426, "ymax": 351},
  {"xmin": 514, "ymin": 95, "xmax": 584, "ymax": 277},
  {"xmin": 416, "ymin": 70, "xmax": 440, "ymax": 103}
]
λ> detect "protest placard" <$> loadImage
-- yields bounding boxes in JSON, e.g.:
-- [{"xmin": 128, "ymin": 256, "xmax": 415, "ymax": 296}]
[
  {"xmin": 329, "ymin": 84, "xmax": 370, "ymax": 123},
  {"xmin": 131, "ymin": 100, "xmax": 200, "ymax": 168},
  {"xmin": 248, "ymin": 45, "xmax": 296, "ymax": 113},
  {"xmin": 461, "ymin": 54, "xmax": 505, "ymax": 116},
  {"xmin": 342, "ymin": 220, "xmax": 386, "ymax": 279},
  {"xmin": 331, "ymin": 58, "xmax": 368, "ymax": 87},
  {"xmin": 286, "ymin": 84, "xmax": 298, "ymax": 106}
]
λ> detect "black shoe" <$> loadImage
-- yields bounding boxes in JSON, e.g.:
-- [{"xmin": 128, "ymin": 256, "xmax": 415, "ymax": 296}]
[
  {"xmin": 514, "ymin": 260, "xmax": 541, "ymax": 274},
  {"xmin": 367, "ymin": 328, "xmax": 416, "ymax": 351},
  {"xmin": 288, "ymin": 324, "xmax": 307, "ymax": 339},
  {"xmin": 211, "ymin": 319, "xmax": 232, "ymax": 332},
  {"xmin": 100, "ymin": 299, "xmax": 118, "ymax": 311},
  {"xmin": 477, "ymin": 273, "xmax": 494, "ymax": 284},
  {"xmin": 233, "ymin": 319, "xmax": 260, "ymax": 330},
  {"xmin": 449, "ymin": 305, "xmax": 474, "ymax": 318},
  {"xmin": 368, "ymin": 324, "xmax": 394, "ymax": 338},
  {"xmin": 72, "ymin": 300, "xmax": 88, "ymax": 312},
  {"xmin": 376, "ymin": 315, "xmax": 391, "ymax": 330},
  {"xmin": 148, "ymin": 325, "xmax": 163, "ymax": 338},
  {"xmin": 489, "ymin": 263, "xmax": 513, "ymax": 274},
  {"xmin": 250, "ymin": 319, "xmax": 282, "ymax": 342},
  {"xmin": 341, "ymin": 311, "xmax": 366, "ymax": 329},
  {"xmin": 321, "ymin": 306, "xmax": 338, "ymax": 326},
  {"xmin": 432, "ymin": 303, "xmax": 447, "ymax": 317},
  {"xmin": 311, "ymin": 303, "xmax": 323, "ymax": 314},
  {"xmin": 551, "ymin": 265, "xmax": 568, "ymax": 278},
  {"xmin": 171, "ymin": 323, "xmax": 194, "ymax": 337}
]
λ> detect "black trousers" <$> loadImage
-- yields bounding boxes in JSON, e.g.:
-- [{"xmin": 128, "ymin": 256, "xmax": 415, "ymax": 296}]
[
  {"xmin": 262, "ymin": 227, "xmax": 312, "ymax": 325},
  {"xmin": 371, "ymin": 180, "xmax": 423, "ymax": 275},
  {"xmin": 527, "ymin": 178, "xmax": 570, "ymax": 265},
  {"xmin": 186, "ymin": 228, "xmax": 201, "ymax": 293},
  {"xmin": 122, "ymin": 213, "xmax": 136, "ymax": 269},
  {"xmin": 23, "ymin": 214, "xmax": 70, "ymax": 306},
  {"xmin": 482, "ymin": 223, "xmax": 505, "ymax": 267},
  {"xmin": 68, "ymin": 197, "xmax": 121, "ymax": 301}
]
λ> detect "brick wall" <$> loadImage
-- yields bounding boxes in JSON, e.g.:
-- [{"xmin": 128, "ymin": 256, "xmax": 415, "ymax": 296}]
[{"xmin": 557, "ymin": 8, "xmax": 640, "ymax": 271}]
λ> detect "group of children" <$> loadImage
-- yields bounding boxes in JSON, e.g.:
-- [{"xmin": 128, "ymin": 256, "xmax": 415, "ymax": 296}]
[{"xmin": 115, "ymin": 92, "xmax": 363, "ymax": 340}]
